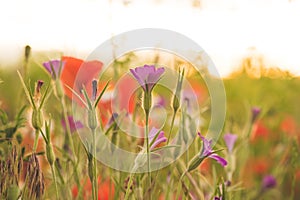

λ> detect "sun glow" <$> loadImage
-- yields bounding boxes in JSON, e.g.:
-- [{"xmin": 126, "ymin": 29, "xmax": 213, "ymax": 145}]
[{"xmin": 1, "ymin": 0, "xmax": 300, "ymax": 76}]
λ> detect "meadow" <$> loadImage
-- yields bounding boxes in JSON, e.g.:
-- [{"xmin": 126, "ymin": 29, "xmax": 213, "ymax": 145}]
[{"xmin": 0, "ymin": 46, "xmax": 299, "ymax": 200}]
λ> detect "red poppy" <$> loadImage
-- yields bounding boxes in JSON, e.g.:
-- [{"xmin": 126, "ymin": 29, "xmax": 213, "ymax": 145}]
[
  {"xmin": 250, "ymin": 121, "xmax": 270, "ymax": 142},
  {"xmin": 111, "ymin": 73, "xmax": 138, "ymax": 114},
  {"xmin": 72, "ymin": 177, "xmax": 114, "ymax": 200},
  {"xmin": 280, "ymin": 116, "xmax": 297, "ymax": 136},
  {"xmin": 61, "ymin": 56, "xmax": 103, "ymax": 105}
]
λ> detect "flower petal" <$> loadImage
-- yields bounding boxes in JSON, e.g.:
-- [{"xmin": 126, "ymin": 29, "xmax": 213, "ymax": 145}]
[
  {"xmin": 209, "ymin": 153, "xmax": 227, "ymax": 167},
  {"xmin": 224, "ymin": 133, "xmax": 237, "ymax": 153}
]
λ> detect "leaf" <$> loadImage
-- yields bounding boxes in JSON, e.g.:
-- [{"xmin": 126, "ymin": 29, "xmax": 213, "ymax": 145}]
[
  {"xmin": 39, "ymin": 79, "xmax": 52, "ymax": 108},
  {"xmin": 64, "ymin": 84, "xmax": 89, "ymax": 108},
  {"xmin": 17, "ymin": 71, "xmax": 36, "ymax": 109},
  {"xmin": 81, "ymin": 86, "xmax": 93, "ymax": 110},
  {"xmin": 94, "ymin": 80, "xmax": 110, "ymax": 108}
]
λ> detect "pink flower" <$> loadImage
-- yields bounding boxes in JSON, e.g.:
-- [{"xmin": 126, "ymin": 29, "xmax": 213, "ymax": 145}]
[
  {"xmin": 43, "ymin": 60, "xmax": 65, "ymax": 79},
  {"xmin": 198, "ymin": 132, "xmax": 227, "ymax": 167},
  {"xmin": 61, "ymin": 116, "xmax": 84, "ymax": 133},
  {"xmin": 223, "ymin": 133, "xmax": 237, "ymax": 153},
  {"xmin": 130, "ymin": 65, "xmax": 165, "ymax": 92},
  {"xmin": 149, "ymin": 127, "xmax": 167, "ymax": 150},
  {"xmin": 262, "ymin": 175, "xmax": 277, "ymax": 190}
]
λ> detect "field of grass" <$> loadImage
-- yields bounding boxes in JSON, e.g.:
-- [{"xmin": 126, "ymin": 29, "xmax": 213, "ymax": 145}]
[{"xmin": 0, "ymin": 47, "xmax": 299, "ymax": 200}]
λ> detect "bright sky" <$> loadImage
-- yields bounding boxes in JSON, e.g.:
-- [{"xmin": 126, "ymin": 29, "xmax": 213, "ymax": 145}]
[{"xmin": 1, "ymin": 0, "xmax": 300, "ymax": 76}]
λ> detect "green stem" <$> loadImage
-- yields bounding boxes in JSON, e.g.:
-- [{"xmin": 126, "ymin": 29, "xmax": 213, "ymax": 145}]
[
  {"xmin": 33, "ymin": 129, "xmax": 39, "ymax": 152},
  {"xmin": 177, "ymin": 161, "xmax": 203, "ymax": 199},
  {"xmin": 50, "ymin": 164, "xmax": 59, "ymax": 200},
  {"xmin": 92, "ymin": 128, "xmax": 98, "ymax": 200},
  {"xmin": 60, "ymin": 97, "xmax": 82, "ymax": 194},
  {"xmin": 145, "ymin": 112, "xmax": 151, "ymax": 198},
  {"xmin": 61, "ymin": 98, "xmax": 76, "ymax": 159},
  {"xmin": 167, "ymin": 111, "xmax": 177, "ymax": 144}
]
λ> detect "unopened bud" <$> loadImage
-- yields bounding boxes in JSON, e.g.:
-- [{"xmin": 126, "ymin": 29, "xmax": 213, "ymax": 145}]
[
  {"xmin": 88, "ymin": 109, "xmax": 98, "ymax": 130},
  {"xmin": 92, "ymin": 79, "xmax": 98, "ymax": 101},
  {"xmin": 46, "ymin": 144, "xmax": 55, "ymax": 166},
  {"xmin": 36, "ymin": 80, "xmax": 44, "ymax": 94},
  {"xmin": 32, "ymin": 109, "xmax": 43, "ymax": 130},
  {"xmin": 187, "ymin": 154, "xmax": 204, "ymax": 172},
  {"xmin": 25, "ymin": 45, "xmax": 31, "ymax": 61}
]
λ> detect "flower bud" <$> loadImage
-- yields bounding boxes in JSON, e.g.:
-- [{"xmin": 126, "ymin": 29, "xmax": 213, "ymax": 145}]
[
  {"xmin": 187, "ymin": 154, "xmax": 204, "ymax": 172},
  {"xmin": 32, "ymin": 109, "xmax": 43, "ymax": 130},
  {"xmin": 46, "ymin": 144, "xmax": 55, "ymax": 166},
  {"xmin": 88, "ymin": 109, "xmax": 98, "ymax": 130},
  {"xmin": 172, "ymin": 68, "xmax": 184, "ymax": 112},
  {"xmin": 25, "ymin": 45, "xmax": 31, "ymax": 61}
]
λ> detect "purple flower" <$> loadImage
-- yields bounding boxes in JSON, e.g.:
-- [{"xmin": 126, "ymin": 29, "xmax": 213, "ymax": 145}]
[
  {"xmin": 262, "ymin": 175, "xmax": 277, "ymax": 190},
  {"xmin": 149, "ymin": 127, "xmax": 167, "ymax": 150},
  {"xmin": 251, "ymin": 106, "xmax": 261, "ymax": 122},
  {"xmin": 198, "ymin": 132, "xmax": 227, "ymax": 167},
  {"xmin": 130, "ymin": 65, "xmax": 165, "ymax": 92},
  {"xmin": 224, "ymin": 133, "xmax": 237, "ymax": 153},
  {"xmin": 43, "ymin": 60, "xmax": 65, "ymax": 79},
  {"xmin": 61, "ymin": 116, "xmax": 84, "ymax": 133}
]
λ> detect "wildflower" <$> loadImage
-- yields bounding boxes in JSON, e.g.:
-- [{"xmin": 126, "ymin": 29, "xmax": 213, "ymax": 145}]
[
  {"xmin": 188, "ymin": 132, "xmax": 227, "ymax": 172},
  {"xmin": 250, "ymin": 121, "xmax": 270, "ymax": 142},
  {"xmin": 130, "ymin": 65, "xmax": 165, "ymax": 92},
  {"xmin": 251, "ymin": 107, "xmax": 261, "ymax": 123},
  {"xmin": 149, "ymin": 127, "xmax": 167, "ymax": 150},
  {"xmin": 198, "ymin": 133, "xmax": 227, "ymax": 166},
  {"xmin": 61, "ymin": 116, "xmax": 84, "ymax": 133},
  {"xmin": 61, "ymin": 56, "xmax": 103, "ymax": 104},
  {"xmin": 43, "ymin": 60, "xmax": 65, "ymax": 79},
  {"xmin": 223, "ymin": 133, "xmax": 237, "ymax": 153},
  {"xmin": 72, "ymin": 177, "xmax": 114, "ymax": 200},
  {"xmin": 262, "ymin": 175, "xmax": 277, "ymax": 190}
]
